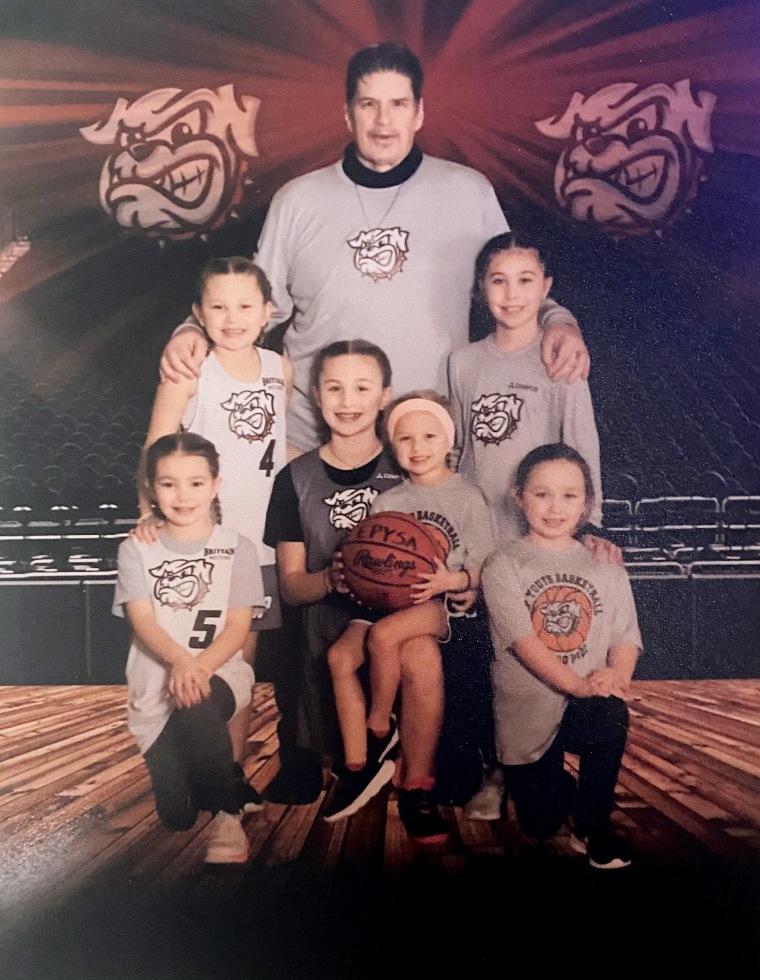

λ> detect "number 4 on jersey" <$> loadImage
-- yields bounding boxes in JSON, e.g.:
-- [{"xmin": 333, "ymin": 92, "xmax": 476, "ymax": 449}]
[{"xmin": 259, "ymin": 439, "xmax": 276, "ymax": 477}]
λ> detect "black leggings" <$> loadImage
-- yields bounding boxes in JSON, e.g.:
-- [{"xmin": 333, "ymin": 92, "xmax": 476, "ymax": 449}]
[
  {"xmin": 505, "ymin": 695, "xmax": 629, "ymax": 841},
  {"xmin": 143, "ymin": 675, "xmax": 238, "ymax": 831},
  {"xmin": 436, "ymin": 596, "xmax": 498, "ymax": 804}
]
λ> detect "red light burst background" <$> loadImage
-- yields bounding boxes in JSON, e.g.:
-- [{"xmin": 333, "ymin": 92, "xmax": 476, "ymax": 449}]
[{"xmin": 1, "ymin": 1, "xmax": 758, "ymax": 261}]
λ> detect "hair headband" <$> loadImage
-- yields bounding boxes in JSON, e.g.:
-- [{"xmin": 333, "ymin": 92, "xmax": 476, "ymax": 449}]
[{"xmin": 386, "ymin": 398, "xmax": 455, "ymax": 450}]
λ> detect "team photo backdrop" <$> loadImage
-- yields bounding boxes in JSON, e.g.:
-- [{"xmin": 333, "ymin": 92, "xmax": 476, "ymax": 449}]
[
  {"xmin": 1, "ymin": 0, "xmax": 759, "ymax": 683},
  {"xmin": 2, "ymin": 0, "xmax": 759, "ymax": 240}
]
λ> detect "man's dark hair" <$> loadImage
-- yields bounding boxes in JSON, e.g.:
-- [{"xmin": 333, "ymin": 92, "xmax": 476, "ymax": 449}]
[{"xmin": 345, "ymin": 43, "xmax": 424, "ymax": 103}]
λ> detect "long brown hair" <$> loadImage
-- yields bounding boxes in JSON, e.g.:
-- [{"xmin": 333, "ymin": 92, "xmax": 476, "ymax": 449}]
[{"xmin": 195, "ymin": 256, "xmax": 272, "ymax": 305}]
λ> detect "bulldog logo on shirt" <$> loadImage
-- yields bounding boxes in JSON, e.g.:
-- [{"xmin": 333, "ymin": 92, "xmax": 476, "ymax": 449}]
[
  {"xmin": 221, "ymin": 389, "xmax": 276, "ymax": 442},
  {"xmin": 150, "ymin": 558, "xmax": 213, "ymax": 610},
  {"xmin": 347, "ymin": 227, "xmax": 409, "ymax": 281},
  {"xmin": 470, "ymin": 392, "xmax": 523, "ymax": 445},
  {"xmin": 325, "ymin": 486, "xmax": 379, "ymax": 529},
  {"xmin": 531, "ymin": 585, "xmax": 593, "ymax": 656},
  {"xmin": 541, "ymin": 599, "xmax": 582, "ymax": 638}
]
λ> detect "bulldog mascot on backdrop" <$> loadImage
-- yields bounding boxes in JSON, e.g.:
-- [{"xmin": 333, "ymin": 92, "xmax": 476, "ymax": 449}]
[
  {"xmin": 536, "ymin": 79, "xmax": 717, "ymax": 235},
  {"xmin": 80, "ymin": 84, "xmax": 259, "ymax": 239}
]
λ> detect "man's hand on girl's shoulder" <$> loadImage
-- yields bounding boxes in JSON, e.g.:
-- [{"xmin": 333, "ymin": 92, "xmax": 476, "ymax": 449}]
[
  {"xmin": 581, "ymin": 534, "xmax": 624, "ymax": 567},
  {"xmin": 130, "ymin": 514, "xmax": 163, "ymax": 545},
  {"xmin": 541, "ymin": 321, "xmax": 590, "ymax": 383},
  {"xmin": 159, "ymin": 326, "xmax": 209, "ymax": 383}
]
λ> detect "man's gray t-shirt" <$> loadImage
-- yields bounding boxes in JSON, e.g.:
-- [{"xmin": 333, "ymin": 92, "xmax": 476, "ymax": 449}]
[{"xmin": 254, "ymin": 155, "xmax": 574, "ymax": 450}]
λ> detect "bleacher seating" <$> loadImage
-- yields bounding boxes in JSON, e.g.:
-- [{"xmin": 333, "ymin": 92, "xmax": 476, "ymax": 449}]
[
  {"xmin": 4, "ymin": 492, "xmax": 760, "ymax": 574},
  {"xmin": 633, "ymin": 496, "xmax": 721, "ymax": 550},
  {"xmin": 722, "ymin": 496, "xmax": 760, "ymax": 547},
  {"xmin": 601, "ymin": 498, "xmax": 634, "ymax": 548}
]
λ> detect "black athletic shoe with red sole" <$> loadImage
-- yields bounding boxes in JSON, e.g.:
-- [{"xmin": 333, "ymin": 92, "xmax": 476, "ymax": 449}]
[{"xmin": 397, "ymin": 787, "xmax": 450, "ymax": 844}]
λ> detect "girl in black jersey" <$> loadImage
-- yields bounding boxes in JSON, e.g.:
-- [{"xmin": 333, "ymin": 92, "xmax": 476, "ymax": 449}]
[{"xmin": 263, "ymin": 341, "xmax": 453, "ymax": 842}]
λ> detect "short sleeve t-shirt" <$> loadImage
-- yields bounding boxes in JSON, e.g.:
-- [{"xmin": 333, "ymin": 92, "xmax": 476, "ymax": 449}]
[
  {"xmin": 370, "ymin": 473, "xmax": 493, "ymax": 574},
  {"xmin": 483, "ymin": 538, "xmax": 642, "ymax": 765}
]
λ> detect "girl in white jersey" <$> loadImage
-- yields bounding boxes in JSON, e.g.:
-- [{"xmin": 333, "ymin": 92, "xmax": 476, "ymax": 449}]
[
  {"xmin": 135, "ymin": 257, "xmax": 293, "ymax": 810},
  {"xmin": 482, "ymin": 444, "xmax": 642, "ymax": 869},
  {"xmin": 114, "ymin": 433, "xmax": 265, "ymax": 865}
]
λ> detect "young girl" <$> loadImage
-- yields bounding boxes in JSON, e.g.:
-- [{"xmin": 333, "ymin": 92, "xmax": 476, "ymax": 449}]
[
  {"xmin": 482, "ymin": 444, "xmax": 642, "ymax": 869},
  {"xmin": 449, "ymin": 231, "xmax": 604, "ymax": 544},
  {"xmin": 447, "ymin": 231, "xmax": 614, "ymax": 820},
  {"xmin": 113, "ymin": 433, "xmax": 266, "ymax": 864},
  {"xmin": 323, "ymin": 391, "xmax": 492, "ymax": 841},
  {"xmin": 262, "ymin": 340, "xmax": 401, "ymax": 805},
  {"xmin": 136, "ymin": 256, "xmax": 293, "ymax": 808}
]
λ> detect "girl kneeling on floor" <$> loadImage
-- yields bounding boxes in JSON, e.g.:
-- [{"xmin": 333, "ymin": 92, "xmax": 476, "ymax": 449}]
[
  {"xmin": 482, "ymin": 443, "xmax": 642, "ymax": 870},
  {"xmin": 114, "ymin": 432, "xmax": 266, "ymax": 865}
]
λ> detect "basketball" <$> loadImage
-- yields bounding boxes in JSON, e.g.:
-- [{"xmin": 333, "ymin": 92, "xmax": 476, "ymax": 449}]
[{"xmin": 341, "ymin": 512, "xmax": 441, "ymax": 612}]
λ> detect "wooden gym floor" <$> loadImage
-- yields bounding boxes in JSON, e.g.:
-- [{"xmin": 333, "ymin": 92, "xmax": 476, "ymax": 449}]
[{"xmin": 1, "ymin": 679, "xmax": 759, "ymax": 978}]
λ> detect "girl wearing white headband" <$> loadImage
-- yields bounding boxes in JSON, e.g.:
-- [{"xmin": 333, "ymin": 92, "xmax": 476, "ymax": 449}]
[{"xmin": 324, "ymin": 390, "xmax": 492, "ymax": 840}]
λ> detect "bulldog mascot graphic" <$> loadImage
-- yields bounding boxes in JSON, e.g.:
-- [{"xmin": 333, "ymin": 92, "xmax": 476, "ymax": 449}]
[
  {"xmin": 221, "ymin": 390, "xmax": 276, "ymax": 444},
  {"xmin": 150, "ymin": 558, "xmax": 214, "ymax": 612},
  {"xmin": 470, "ymin": 392, "xmax": 523, "ymax": 446},
  {"xmin": 347, "ymin": 227, "xmax": 410, "ymax": 281},
  {"xmin": 80, "ymin": 84, "xmax": 259, "ymax": 239},
  {"xmin": 324, "ymin": 487, "xmax": 379, "ymax": 530},
  {"xmin": 536, "ymin": 79, "xmax": 716, "ymax": 235}
]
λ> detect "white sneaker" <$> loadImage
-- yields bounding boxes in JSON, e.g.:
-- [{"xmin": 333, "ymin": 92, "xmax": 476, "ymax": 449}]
[
  {"xmin": 463, "ymin": 768, "xmax": 505, "ymax": 821},
  {"xmin": 204, "ymin": 810, "xmax": 249, "ymax": 864}
]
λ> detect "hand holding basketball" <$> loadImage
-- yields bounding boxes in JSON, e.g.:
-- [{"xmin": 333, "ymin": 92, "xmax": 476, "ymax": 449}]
[
  {"xmin": 410, "ymin": 557, "xmax": 454, "ymax": 604},
  {"xmin": 341, "ymin": 512, "xmax": 443, "ymax": 612}
]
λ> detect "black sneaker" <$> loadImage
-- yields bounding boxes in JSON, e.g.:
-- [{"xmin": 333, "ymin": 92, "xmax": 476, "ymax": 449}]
[
  {"xmin": 397, "ymin": 787, "xmax": 450, "ymax": 844},
  {"xmin": 323, "ymin": 758, "xmax": 396, "ymax": 823},
  {"xmin": 233, "ymin": 763, "xmax": 265, "ymax": 813},
  {"xmin": 587, "ymin": 825, "xmax": 632, "ymax": 870},
  {"xmin": 367, "ymin": 715, "xmax": 399, "ymax": 767},
  {"xmin": 236, "ymin": 779, "xmax": 265, "ymax": 814},
  {"xmin": 263, "ymin": 758, "xmax": 324, "ymax": 805}
]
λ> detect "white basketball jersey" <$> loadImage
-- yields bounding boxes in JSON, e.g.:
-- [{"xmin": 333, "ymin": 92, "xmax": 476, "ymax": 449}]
[
  {"xmin": 125, "ymin": 526, "xmax": 253, "ymax": 753},
  {"xmin": 182, "ymin": 347, "xmax": 287, "ymax": 564}
]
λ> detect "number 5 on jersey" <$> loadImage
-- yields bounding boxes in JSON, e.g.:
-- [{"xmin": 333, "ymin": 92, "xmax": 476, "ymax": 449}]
[{"xmin": 189, "ymin": 609, "xmax": 222, "ymax": 648}]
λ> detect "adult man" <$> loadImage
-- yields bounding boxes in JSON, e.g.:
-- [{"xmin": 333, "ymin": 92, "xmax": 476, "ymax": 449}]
[
  {"xmin": 159, "ymin": 43, "xmax": 591, "ymax": 838},
  {"xmin": 161, "ymin": 43, "xmax": 589, "ymax": 451}
]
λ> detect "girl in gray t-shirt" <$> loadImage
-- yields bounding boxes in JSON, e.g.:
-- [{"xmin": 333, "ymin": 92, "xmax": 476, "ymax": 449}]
[
  {"xmin": 482, "ymin": 443, "xmax": 642, "ymax": 869},
  {"xmin": 448, "ymin": 230, "xmax": 620, "ymax": 821},
  {"xmin": 325, "ymin": 392, "xmax": 492, "ymax": 839}
]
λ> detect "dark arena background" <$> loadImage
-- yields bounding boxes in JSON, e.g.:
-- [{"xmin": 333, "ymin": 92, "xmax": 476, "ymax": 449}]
[{"xmin": 1, "ymin": 1, "xmax": 759, "ymax": 977}]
